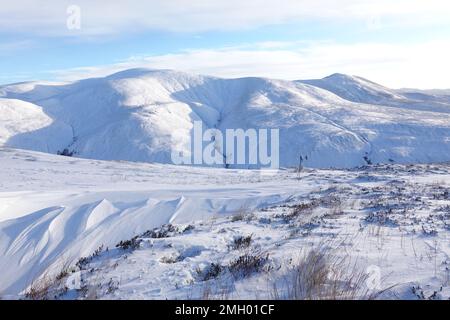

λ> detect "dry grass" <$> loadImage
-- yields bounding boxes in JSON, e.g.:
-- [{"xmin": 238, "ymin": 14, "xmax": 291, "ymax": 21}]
[
  {"xmin": 280, "ymin": 201, "xmax": 318, "ymax": 222},
  {"xmin": 25, "ymin": 274, "xmax": 54, "ymax": 300},
  {"xmin": 230, "ymin": 206, "xmax": 254, "ymax": 222},
  {"xmin": 199, "ymin": 281, "xmax": 232, "ymax": 300},
  {"xmin": 230, "ymin": 234, "xmax": 253, "ymax": 250},
  {"xmin": 231, "ymin": 213, "xmax": 245, "ymax": 222},
  {"xmin": 270, "ymin": 245, "xmax": 380, "ymax": 300},
  {"xmin": 24, "ymin": 258, "xmax": 75, "ymax": 300},
  {"xmin": 78, "ymin": 283, "xmax": 100, "ymax": 300},
  {"xmin": 198, "ymin": 263, "xmax": 224, "ymax": 281},
  {"xmin": 228, "ymin": 251, "xmax": 269, "ymax": 278}
]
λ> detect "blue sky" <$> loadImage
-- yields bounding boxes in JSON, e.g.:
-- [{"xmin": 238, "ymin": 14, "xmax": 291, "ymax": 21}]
[{"xmin": 1, "ymin": 0, "xmax": 450, "ymax": 88}]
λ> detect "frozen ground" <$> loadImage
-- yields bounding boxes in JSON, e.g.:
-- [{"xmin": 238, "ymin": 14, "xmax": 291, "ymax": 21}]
[
  {"xmin": 0, "ymin": 148, "xmax": 449, "ymax": 299},
  {"xmin": 1, "ymin": 69, "xmax": 449, "ymax": 168}
]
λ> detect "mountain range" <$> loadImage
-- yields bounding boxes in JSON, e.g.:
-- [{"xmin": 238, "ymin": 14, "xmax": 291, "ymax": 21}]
[{"xmin": 1, "ymin": 69, "xmax": 449, "ymax": 168}]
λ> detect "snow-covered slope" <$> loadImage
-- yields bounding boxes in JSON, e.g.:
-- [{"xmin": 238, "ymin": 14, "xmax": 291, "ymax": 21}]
[
  {"xmin": 0, "ymin": 148, "xmax": 300, "ymax": 296},
  {"xmin": 299, "ymin": 73, "xmax": 450, "ymax": 114},
  {"xmin": 0, "ymin": 98, "xmax": 72, "ymax": 152},
  {"xmin": 397, "ymin": 88, "xmax": 450, "ymax": 105},
  {"xmin": 1, "ymin": 69, "xmax": 450, "ymax": 168},
  {"xmin": 0, "ymin": 148, "xmax": 449, "ymax": 299},
  {"xmin": 299, "ymin": 73, "xmax": 405, "ymax": 104}
]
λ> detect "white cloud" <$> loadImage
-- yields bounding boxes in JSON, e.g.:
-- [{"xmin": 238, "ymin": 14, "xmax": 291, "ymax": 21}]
[
  {"xmin": 6, "ymin": 1, "xmax": 448, "ymax": 88},
  {"xmin": 51, "ymin": 39, "xmax": 450, "ymax": 89},
  {"xmin": 0, "ymin": 40, "xmax": 34, "ymax": 55},
  {"xmin": 1, "ymin": 0, "xmax": 449, "ymax": 35}
]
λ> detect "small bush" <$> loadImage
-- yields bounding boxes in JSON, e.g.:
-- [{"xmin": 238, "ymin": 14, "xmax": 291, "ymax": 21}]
[
  {"xmin": 271, "ymin": 246, "xmax": 381, "ymax": 300},
  {"xmin": 105, "ymin": 278, "xmax": 119, "ymax": 295},
  {"xmin": 228, "ymin": 252, "xmax": 269, "ymax": 278},
  {"xmin": 231, "ymin": 213, "xmax": 245, "ymax": 222},
  {"xmin": 180, "ymin": 224, "xmax": 195, "ymax": 233},
  {"xmin": 25, "ymin": 257, "xmax": 89, "ymax": 300},
  {"xmin": 25, "ymin": 276, "xmax": 53, "ymax": 300},
  {"xmin": 364, "ymin": 210, "xmax": 398, "ymax": 226},
  {"xmin": 57, "ymin": 148, "xmax": 74, "ymax": 157},
  {"xmin": 116, "ymin": 236, "xmax": 142, "ymax": 250},
  {"xmin": 279, "ymin": 201, "xmax": 319, "ymax": 222},
  {"xmin": 200, "ymin": 263, "xmax": 224, "ymax": 281},
  {"xmin": 142, "ymin": 224, "xmax": 177, "ymax": 238},
  {"xmin": 230, "ymin": 234, "xmax": 253, "ymax": 250},
  {"xmin": 76, "ymin": 245, "xmax": 105, "ymax": 270},
  {"xmin": 230, "ymin": 207, "xmax": 253, "ymax": 222}
]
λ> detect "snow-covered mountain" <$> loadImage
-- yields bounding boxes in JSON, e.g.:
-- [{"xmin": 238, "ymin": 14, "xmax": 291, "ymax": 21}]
[
  {"xmin": 299, "ymin": 73, "xmax": 405, "ymax": 104},
  {"xmin": 299, "ymin": 73, "xmax": 450, "ymax": 113},
  {"xmin": 1, "ymin": 69, "xmax": 449, "ymax": 168}
]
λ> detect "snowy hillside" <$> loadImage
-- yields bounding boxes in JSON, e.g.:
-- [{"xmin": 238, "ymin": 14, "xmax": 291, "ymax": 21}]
[
  {"xmin": 300, "ymin": 73, "xmax": 450, "ymax": 114},
  {"xmin": 300, "ymin": 73, "xmax": 406, "ymax": 104},
  {"xmin": 1, "ymin": 69, "xmax": 450, "ymax": 299},
  {"xmin": 0, "ymin": 98, "xmax": 72, "ymax": 152},
  {"xmin": 1, "ymin": 69, "xmax": 449, "ymax": 168},
  {"xmin": 0, "ymin": 148, "xmax": 449, "ymax": 299}
]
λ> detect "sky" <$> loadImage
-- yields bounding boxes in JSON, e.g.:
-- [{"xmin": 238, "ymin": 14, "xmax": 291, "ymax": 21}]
[{"xmin": 1, "ymin": 0, "xmax": 450, "ymax": 88}]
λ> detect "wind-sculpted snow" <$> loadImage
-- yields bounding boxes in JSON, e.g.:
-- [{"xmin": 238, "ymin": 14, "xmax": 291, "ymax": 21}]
[
  {"xmin": 1, "ymin": 69, "xmax": 450, "ymax": 168},
  {"xmin": 1, "ymin": 149, "xmax": 449, "ymax": 299},
  {"xmin": 0, "ymin": 149, "xmax": 298, "ymax": 295}
]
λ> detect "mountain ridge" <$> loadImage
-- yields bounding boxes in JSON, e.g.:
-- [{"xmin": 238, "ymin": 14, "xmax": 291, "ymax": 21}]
[{"xmin": 1, "ymin": 68, "xmax": 449, "ymax": 168}]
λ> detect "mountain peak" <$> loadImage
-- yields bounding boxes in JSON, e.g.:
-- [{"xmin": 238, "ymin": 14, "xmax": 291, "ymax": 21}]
[
  {"xmin": 299, "ymin": 73, "xmax": 403, "ymax": 103},
  {"xmin": 105, "ymin": 68, "xmax": 177, "ymax": 79},
  {"xmin": 324, "ymin": 73, "xmax": 355, "ymax": 80},
  {"xmin": 323, "ymin": 73, "xmax": 376, "ymax": 85}
]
